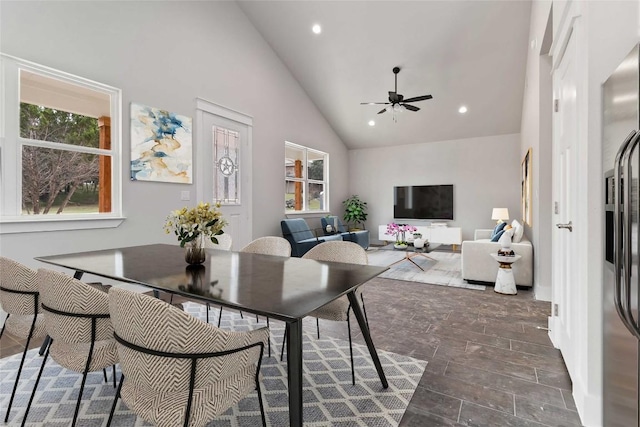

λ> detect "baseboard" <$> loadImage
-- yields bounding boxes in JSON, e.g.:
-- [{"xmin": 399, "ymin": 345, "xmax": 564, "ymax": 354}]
[
  {"xmin": 535, "ymin": 284, "xmax": 552, "ymax": 301},
  {"xmin": 572, "ymin": 374, "xmax": 602, "ymax": 426}
]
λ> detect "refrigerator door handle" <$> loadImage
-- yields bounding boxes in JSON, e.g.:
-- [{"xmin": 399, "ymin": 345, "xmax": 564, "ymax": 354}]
[
  {"xmin": 614, "ymin": 130, "xmax": 638, "ymax": 336},
  {"xmin": 621, "ymin": 130, "xmax": 640, "ymax": 339}
]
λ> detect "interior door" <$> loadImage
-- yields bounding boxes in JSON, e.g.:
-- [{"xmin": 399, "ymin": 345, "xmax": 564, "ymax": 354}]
[
  {"xmin": 197, "ymin": 101, "xmax": 252, "ymax": 250},
  {"xmin": 551, "ymin": 28, "xmax": 579, "ymax": 376}
]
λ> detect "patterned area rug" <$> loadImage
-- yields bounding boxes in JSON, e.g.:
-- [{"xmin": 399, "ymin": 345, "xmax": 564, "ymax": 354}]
[
  {"xmin": 366, "ymin": 249, "xmax": 486, "ymax": 291},
  {"xmin": 1, "ymin": 303, "xmax": 426, "ymax": 426}
]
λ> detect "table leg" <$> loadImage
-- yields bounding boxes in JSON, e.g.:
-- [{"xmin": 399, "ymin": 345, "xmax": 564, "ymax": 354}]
[
  {"xmin": 40, "ymin": 270, "xmax": 85, "ymax": 355},
  {"xmin": 286, "ymin": 319, "xmax": 303, "ymax": 426},
  {"xmin": 347, "ymin": 291, "xmax": 388, "ymax": 388}
]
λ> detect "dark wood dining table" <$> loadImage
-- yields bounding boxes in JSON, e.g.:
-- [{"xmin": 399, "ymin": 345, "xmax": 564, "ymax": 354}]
[{"xmin": 35, "ymin": 243, "xmax": 389, "ymax": 426}]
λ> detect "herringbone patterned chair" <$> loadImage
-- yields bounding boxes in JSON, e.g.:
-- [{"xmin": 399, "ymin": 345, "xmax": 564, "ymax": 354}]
[
  {"xmin": 0, "ymin": 257, "xmax": 47, "ymax": 423},
  {"xmin": 107, "ymin": 287, "xmax": 269, "ymax": 427},
  {"xmin": 280, "ymin": 241, "xmax": 370, "ymax": 385},
  {"xmin": 21, "ymin": 268, "xmax": 118, "ymax": 427}
]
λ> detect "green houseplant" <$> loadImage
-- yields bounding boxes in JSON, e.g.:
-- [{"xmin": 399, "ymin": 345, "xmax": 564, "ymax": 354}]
[{"xmin": 342, "ymin": 195, "xmax": 368, "ymax": 230}]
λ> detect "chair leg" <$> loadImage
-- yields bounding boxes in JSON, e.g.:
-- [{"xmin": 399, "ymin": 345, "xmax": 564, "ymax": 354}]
[
  {"xmin": 107, "ymin": 374, "xmax": 124, "ymax": 427},
  {"xmin": 5, "ymin": 315, "xmax": 36, "ymax": 423},
  {"xmin": 112, "ymin": 365, "xmax": 117, "ymax": 388},
  {"xmin": 218, "ymin": 306, "xmax": 224, "ymax": 327},
  {"xmin": 316, "ymin": 318, "xmax": 320, "ymax": 339},
  {"xmin": 256, "ymin": 379, "xmax": 267, "ymax": 427},
  {"xmin": 266, "ymin": 317, "xmax": 271, "ymax": 358},
  {"xmin": 21, "ymin": 340, "xmax": 51, "ymax": 427},
  {"xmin": 347, "ymin": 307, "xmax": 355, "ymax": 386},
  {"xmin": 206, "ymin": 303, "xmax": 210, "ymax": 323},
  {"xmin": 239, "ymin": 310, "xmax": 244, "ymax": 319},
  {"xmin": 0, "ymin": 313, "xmax": 8, "ymax": 339},
  {"xmin": 280, "ymin": 323, "xmax": 288, "ymax": 362},
  {"xmin": 72, "ymin": 356, "xmax": 94, "ymax": 427},
  {"xmin": 103, "ymin": 368, "xmax": 108, "ymax": 383},
  {"xmin": 256, "ymin": 314, "xmax": 259, "ymax": 323}
]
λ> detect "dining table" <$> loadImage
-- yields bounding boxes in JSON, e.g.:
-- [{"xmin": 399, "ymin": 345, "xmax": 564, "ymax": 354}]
[{"xmin": 35, "ymin": 243, "xmax": 389, "ymax": 426}]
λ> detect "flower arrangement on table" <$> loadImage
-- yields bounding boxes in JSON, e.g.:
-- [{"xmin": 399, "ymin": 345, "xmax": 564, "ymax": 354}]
[
  {"xmin": 386, "ymin": 223, "xmax": 417, "ymax": 247},
  {"xmin": 164, "ymin": 202, "xmax": 227, "ymax": 247}
]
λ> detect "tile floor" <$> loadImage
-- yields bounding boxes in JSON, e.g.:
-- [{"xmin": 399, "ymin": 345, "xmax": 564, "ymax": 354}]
[{"xmin": 0, "ymin": 274, "xmax": 581, "ymax": 427}]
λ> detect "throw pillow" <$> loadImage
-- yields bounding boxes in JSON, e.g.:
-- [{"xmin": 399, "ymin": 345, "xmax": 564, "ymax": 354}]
[
  {"xmin": 491, "ymin": 222, "xmax": 507, "ymax": 239},
  {"xmin": 491, "ymin": 229, "xmax": 506, "ymax": 242},
  {"xmin": 512, "ymin": 220, "xmax": 524, "ymax": 243}
]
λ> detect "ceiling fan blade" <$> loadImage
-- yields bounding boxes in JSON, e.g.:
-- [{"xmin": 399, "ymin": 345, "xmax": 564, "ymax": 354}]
[
  {"xmin": 388, "ymin": 91, "xmax": 399, "ymax": 103},
  {"xmin": 377, "ymin": 108, "xmax": 387, "ymax": 114},
  {"xmin": 403, "ymin": 104, "xmax": 420, "ymax": 112},
  {"xmin": 360, "ymin": 102, "xmax": 391, "ymax": 105},
  {"xmin": 402, "ymin": 94, "xmax": 433, "ymax": 103}
]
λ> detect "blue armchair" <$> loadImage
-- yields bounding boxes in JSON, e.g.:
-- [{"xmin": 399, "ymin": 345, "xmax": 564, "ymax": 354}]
[
  {"xmin": 321, "ymin": 216, "xmax": 370, "ymax": 250},
  {"xmin": 280, "ymin": 218, "xmax": 342, "ymax": 257}
]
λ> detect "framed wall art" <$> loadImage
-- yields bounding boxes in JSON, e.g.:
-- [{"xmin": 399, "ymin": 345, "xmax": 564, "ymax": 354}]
[
  {"xmin": 130, "ymin": 102, "xmax": 193, "ymax": 183},
  {"xmin": 521, "ymin": 148, "xmax": 532, "ymax": 226}
]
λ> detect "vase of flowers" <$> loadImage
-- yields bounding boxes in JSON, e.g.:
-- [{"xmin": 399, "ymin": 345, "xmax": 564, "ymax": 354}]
[
  {"xmin": 386, "ymin": 223, "xmax": 417, "ymax": 249},
  {"xmin": 164, "ymin": 202, "xmax": 227, "ymax": 265}
]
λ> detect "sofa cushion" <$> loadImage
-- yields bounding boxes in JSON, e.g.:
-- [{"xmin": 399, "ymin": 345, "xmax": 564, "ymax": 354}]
[
  {"xmin": 491, "ymin": 229, "xmax": 505, "ymax": 242},
  {"xmin": 511, "ymin": 220, "xmax": 524, "ymax": 243},
  {"xmin": 491, "ymin": 222, "xmax": 507, "ymax": 239}
]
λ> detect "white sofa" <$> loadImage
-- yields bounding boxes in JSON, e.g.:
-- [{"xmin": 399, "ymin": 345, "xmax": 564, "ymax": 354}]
[{"xmin": 461, "ymin": 229, "xmax": 533, "ymax": 287}]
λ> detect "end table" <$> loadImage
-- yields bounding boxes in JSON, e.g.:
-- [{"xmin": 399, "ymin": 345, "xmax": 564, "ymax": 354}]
[{"xmin": 490, "ymin": 253, "xmax": 521, "ymax": 295}]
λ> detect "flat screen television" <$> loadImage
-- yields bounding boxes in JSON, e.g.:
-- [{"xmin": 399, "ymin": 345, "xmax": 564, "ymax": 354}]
[{"xmin": 394, "ymin": 185, "xmax": 454, "ymax": 220}]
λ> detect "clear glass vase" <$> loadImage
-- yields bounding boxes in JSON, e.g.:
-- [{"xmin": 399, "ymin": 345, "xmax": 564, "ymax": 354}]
[{"xmin": 184, "ymin": 234, "xmax": 206, "ymax": 265}]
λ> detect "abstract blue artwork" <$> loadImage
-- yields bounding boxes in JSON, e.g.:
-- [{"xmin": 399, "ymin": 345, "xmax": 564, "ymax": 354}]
[{"xmin": 130, "ymin": 102, "xmax": 192, "ymax": 183}]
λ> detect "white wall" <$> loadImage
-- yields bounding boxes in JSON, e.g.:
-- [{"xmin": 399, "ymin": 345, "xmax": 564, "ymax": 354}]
[
  {"xmin": 0, "ymin": 1, "xmax": 349, "ymax": 268},
  {"xmin": 348, "ymin": 133, "xmax": 521, "ymax": 243},
  {"xmin": 520, "ymin": 1, "xmax": 553, "ymax": 302}
]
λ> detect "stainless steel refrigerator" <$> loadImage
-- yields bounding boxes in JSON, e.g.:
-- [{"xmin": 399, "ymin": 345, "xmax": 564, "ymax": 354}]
[{"xmin": 604, "ymin": 43, "xmax": 640, "ymax": 427}]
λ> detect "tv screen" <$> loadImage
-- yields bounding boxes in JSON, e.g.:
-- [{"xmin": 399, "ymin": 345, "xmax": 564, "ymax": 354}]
[{"xmin": 394, "ymin": 185, "xmax": 454, "ymax": 220}]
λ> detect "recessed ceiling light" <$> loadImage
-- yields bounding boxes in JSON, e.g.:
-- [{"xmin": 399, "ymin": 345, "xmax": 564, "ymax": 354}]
[
  {"xmin": 312, "ymin": 24, "xmax": 322, "ymax": 34},
  {"xmin": 368, "ymin": 120, "xmax": 375, "ymax": 126},
  {"xmin": 458, "ymin": 106, "xmax": 468, "ymax": 114}
]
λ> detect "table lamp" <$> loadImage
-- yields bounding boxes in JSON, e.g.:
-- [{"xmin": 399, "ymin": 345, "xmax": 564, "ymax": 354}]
[{"xmin": 491, "ymin": 208, "xmax": 509, "ymax": 224}]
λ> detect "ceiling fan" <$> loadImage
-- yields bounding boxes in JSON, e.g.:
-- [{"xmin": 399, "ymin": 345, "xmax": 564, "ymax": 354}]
[{"xmin": 361, "ymin": 66, "xmax": 432, "ymax": 120}]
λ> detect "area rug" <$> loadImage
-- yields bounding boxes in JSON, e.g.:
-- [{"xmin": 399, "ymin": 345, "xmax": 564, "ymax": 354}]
[
  {"xmin": 366, "ymin": 249, "xmax": 486, "ymax": 291},
  {"xmin": 0, "ymin": 304, "xmax": 426, "ymax": 426}
]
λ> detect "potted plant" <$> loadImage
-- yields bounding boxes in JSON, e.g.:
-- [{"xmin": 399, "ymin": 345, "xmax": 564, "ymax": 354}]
[{"xmin": 342, "ymin": 195, "xmax": 368, "ymax": 230}]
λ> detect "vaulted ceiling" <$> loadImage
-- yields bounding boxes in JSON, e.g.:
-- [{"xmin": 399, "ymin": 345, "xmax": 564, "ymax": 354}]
[{"xmin": 239, "ymin": 1, "xmax": 532, "ymax": 149}]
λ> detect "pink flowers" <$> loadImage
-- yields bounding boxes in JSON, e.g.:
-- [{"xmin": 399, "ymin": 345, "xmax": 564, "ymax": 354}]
[{"xmin": 386, "ymin": 223, "xmax": 417, "ymax": 243}]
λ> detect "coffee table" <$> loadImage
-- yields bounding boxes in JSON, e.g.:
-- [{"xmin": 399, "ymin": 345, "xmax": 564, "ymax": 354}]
[{"xmin": 380, "ymin": 242, "xmax": 442, "ymax": 271}]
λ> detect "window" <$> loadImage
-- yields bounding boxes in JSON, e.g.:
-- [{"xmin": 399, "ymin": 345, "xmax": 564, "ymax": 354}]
[
  {"xmin": 285, "ymin": 142, "xmax": 328, "ymax": 212},
  {"xmin": 213, "ymin": 126, "xmax": 240, "ymax": 204},
  {"xmin": 0, "ymin": 54, "xmax": 123, "ymax": 233}
]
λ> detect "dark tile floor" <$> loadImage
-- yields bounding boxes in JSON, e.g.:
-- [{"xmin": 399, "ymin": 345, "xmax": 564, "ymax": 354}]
[{"xmin": 1, "ymin": 274, "xmax": 582, "ymax": 427}]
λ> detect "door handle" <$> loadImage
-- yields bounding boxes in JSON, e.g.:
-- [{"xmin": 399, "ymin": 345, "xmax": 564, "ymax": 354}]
[{"xmin": 555, "ymin": 221, "xmax": 573, "ymax": 232}]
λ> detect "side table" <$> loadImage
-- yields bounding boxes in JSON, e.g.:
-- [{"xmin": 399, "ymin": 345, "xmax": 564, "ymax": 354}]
[{"xmin": 490, "ymin": 253, "xmax": 521, "ymax": 295}]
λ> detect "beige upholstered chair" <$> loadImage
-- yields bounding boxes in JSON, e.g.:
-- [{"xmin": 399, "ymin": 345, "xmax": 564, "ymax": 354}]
[
  {"xmin": 22, "ymin": 268, "xmax": 118, "ymax": 427},
  {"xmin": 107, "ymin": 288, "xmax": 269, "ymax": 427},
  {"xmin": 239, "ymin": 236, "xmax": 292, "ymax": 257},
  {"xmin": 0, "ymin": 257, "xmax": 47, "ymax": 423},
  {"xmin": 205, "ymin": 233, "xmax": 233, "ymax": 251},
  {"xmin": 236, "ymin": 236, "xmax": 292, "ymax": 356},
  {"xmin": 280, "ymin": 241, "xmax": 369, "ymax": 385}
]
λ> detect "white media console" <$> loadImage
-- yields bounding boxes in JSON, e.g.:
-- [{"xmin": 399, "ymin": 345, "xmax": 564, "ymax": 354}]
[{"xmin": 378, "ymin": 224, "xmax": 462, "ymax": 249}]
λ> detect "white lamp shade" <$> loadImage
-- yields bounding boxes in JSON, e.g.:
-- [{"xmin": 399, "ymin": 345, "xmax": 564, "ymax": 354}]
[{"xmin": 491, "ymin": 208, "xmax": 509, "ymax": 221}]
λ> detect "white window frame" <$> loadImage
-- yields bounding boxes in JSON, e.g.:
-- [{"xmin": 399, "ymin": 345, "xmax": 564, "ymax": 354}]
[
  {"xmin": 285, "ymin": 141, "xmax": 329, "ymax": 214},
  {"xmin": 0, "ymin": 54, "xmax": 124, "ymax": 234}
]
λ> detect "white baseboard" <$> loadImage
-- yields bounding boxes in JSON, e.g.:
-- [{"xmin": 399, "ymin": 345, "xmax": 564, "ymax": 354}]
[
  {"xmin": 572, "ymin": 375, "xmax": 602, "ymax": 426},
  {"xmin": 535, "ymin": 283, "xmax": 552, "ymax": 301}
]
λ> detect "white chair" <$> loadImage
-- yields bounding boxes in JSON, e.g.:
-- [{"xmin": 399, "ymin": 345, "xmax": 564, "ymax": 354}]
[
  {"xmin": 107, "ymin": 287, "xmax": 268, "ymax": 427},
  {"xmin": 205, "ymin": 233, "xmax": 233, "ymax": 251},
  {"xmin": 280, "ymin": 241, "xmax": 369, "ymax": 384}
]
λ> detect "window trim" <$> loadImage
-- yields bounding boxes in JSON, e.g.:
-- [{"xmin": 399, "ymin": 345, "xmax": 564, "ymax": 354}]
[
  {"xmin": 285, "ymin": 141, "xmax": 329, "ymax": 214},
  {"xmin": 0, "ymin": 53, "xmax": 124, "ymax": 233}
]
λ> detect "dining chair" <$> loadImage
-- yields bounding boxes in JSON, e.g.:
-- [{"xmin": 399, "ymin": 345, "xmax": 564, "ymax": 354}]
[
  {"xmin": 21, "ymin": 268, "xmax": 118, "ymax": 427},
  {"xmin": 107, "ymin": 287, "xmax": 268, "ymax": 427},
  {"xmin": 280, "ymin": 241, "xmax": 369, "ymax": 385},
  {"xmin": 0, "ymin": 257, "xmax": 47, "ymax": 423},
  {"xmin": 235, "ymin": 236, "xmax": 292, "ymax": 356}
]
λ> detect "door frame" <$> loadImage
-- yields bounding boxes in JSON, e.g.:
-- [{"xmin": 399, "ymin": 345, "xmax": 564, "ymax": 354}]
[{"xmin": 195, "ymin": 98, "xmax": 253, "ymax": 248}]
